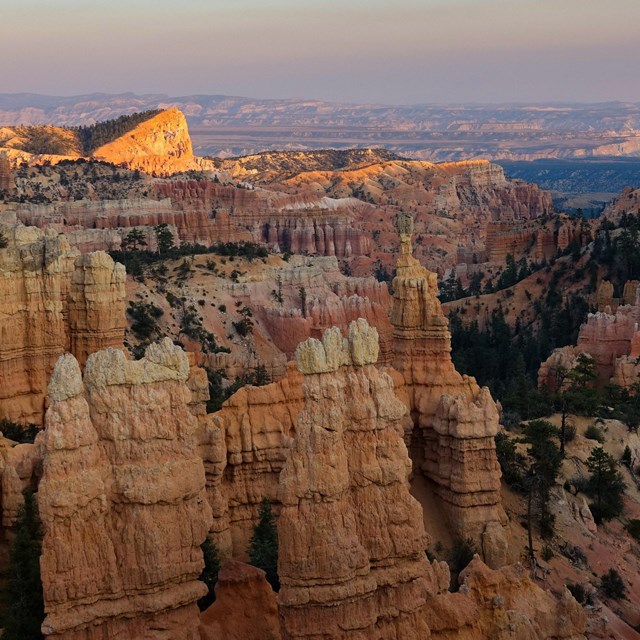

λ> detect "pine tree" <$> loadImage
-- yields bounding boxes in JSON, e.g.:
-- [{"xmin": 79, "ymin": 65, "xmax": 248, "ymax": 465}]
[
  {"xmin": 197, "ymin": 537, "xmax": 220, "ymax": 612},
  {"xmin": 3, "ymin": 489, "xmax": 44, "ymax": 640},
  {"xmin": 586, "ymin": 446, "xmax": 626, "ymax": 522},
  {"xmin": 123, "ymin": 228, "xmax": 147, "ymax": 252},
  {"xmin": 154, "ymin": 223, "xmax": 175, "ymax": 255},
  {"xmin": 248, "ymin": 498, "xmax": 279, "ymax": 591}
]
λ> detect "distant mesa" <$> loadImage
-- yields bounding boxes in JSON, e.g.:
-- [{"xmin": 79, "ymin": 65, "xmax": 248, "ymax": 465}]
[{"xmin": 0, "ymin": 108, "xmax": 214, "ymax": 176}]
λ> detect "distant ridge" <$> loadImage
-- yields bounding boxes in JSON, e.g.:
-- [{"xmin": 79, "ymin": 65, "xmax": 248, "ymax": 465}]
[
  {"xmin": 0, "ymin": 108, "xmax": 214, "ymax": 176},
  {"xmin": 2, "ymin": 93, "xmax": 640, "ymax": 162}
]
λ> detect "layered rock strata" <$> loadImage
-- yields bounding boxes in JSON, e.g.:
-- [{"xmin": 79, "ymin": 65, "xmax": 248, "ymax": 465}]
[
  {"xmin": 0, "ymin": 224, "xmax": 126, "ymax": 424},
  {"xmin": 199, "ymin": 363, "xmax": 304, "ymax": 558},
  {"xmin": 390, "ymin": 214, "xmax": 506, "ymax": 553},
  {"xmin": 38, "ymin": 339, "xmax": 212, "ymax": 639},
  {"xmin": 198, "ymin": 561, "xmax": 281, "ymax": 640},
  {"xmin": 278, "ymin": 319, "xmax": 443, "ymax": 639},
  {"xmin": 540, "ymin": 286, "xmax": 640, "ymax": 389}
]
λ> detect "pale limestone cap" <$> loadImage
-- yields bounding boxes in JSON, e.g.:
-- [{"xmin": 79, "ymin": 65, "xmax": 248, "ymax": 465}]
[
  {"xmin": 295, "ymin": 318, "xmax": 379, "ymax": 374},
  {"xmin": 84, "ymin": 338, "xmax": 189, "ymax": 388},
  {"xmin": 47, "ymin": 354, "xmax": 84, "ymax": 402}
]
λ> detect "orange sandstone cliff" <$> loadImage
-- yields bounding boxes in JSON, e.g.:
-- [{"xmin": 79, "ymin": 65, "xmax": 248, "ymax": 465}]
[
  {"xmin": 0, "ymin": 224, "xmax": 126, "ymax": 424},
  {"xmin": 38, "ymin": 339, "xmax": 213, "ymax": 639},
  {"xmin": 92, "ymin": 109, "xmax": 213, "ymax": 176},
  {"xmin": 390, "ymin": 214, "xmax": 507, "ymax": 559}
]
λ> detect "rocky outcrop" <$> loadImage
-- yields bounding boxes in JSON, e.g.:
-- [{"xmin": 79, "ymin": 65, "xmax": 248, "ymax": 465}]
[
  {"xmin": 613, "ymin": 329, "xmax": 640, "ymax": 387},
  {"xmin": 537, "ymin": 345, "xmax": 583, "ymax": 392},
  {"xmin": 0, "ymin": 436, "xmax": 42, "ymax": 528},
  {"xmin": 198, "ymin": 561, "xmax": 281, "ymax": 640},
  {"xmin": 540, "ymin": 281, "xmax": 640, "ymax": 388},
  {"xmin": 199, "ymin": 363, "xmax": 304, "ymax": 558},
  {"xmin": 93, "ymin": 109, "xmax": 214, "ymax": 176},
  {"xmin": 258, "ymin": 262, "xmax": 392, "ymax": 362},
  {"xmin": 484, "ymin": 217, "xmax": 585, "ymax": 264},
  {"xmin": 589, "ymin": 279, "xmax": 640, "ymax": 313},
  {"xmin": 0, "ymin": 224, "xmax": 126, "ymax": 424},
  {"xmin": 449, "ymin": 556, "xmax": 586, "ymax": 640},
  {"xmin": 278, "ymin": 319, "xmax": 444, "ymax": 639},
  {"xmin": 577, "ymin": 310, "xmax": 640, "ymax": 385},
  {"xmin": 38, "ymin": 339, "xmax": 212, "ymax": 639},
  {"xmin": 0, "ymin": 151, "xmax": 12, "ymax": 193},
  {"xmin": 390, "ymin": 214, "xmax": 506, "ymax": 553}
]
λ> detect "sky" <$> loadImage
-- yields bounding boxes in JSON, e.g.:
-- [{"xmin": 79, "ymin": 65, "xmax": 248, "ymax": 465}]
[{"xmin": 1, "ymin": 0, "xmax": 639, "ymax": 104}]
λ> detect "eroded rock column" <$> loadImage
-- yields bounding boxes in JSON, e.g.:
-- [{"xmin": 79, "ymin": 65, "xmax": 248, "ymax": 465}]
[
  {"xmin": 278, "ymin": 319, "xmax": 440, "ymax": 639},
  {"xmin": 39, "ymin": 339, "xmax": 212, "ymax": 640}
]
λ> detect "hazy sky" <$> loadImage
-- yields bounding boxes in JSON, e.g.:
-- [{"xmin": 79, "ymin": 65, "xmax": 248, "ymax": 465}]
[{"xmin": 2, "ymin": 0, "xmax": 639, "ymax": 103}]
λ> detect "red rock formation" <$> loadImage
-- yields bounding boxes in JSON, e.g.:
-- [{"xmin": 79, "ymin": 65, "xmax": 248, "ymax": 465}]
[
  {"xmin": 278, "ymin": 319, "xmax": 443, "ymax": 639},
  {"xmin": 578, "ymin": 310, "xmax": 640, "ymax": 385},
  {"xmin": 199, "ymin": 363, "xmax": 304, "ymax": 558},
  {"xmin": 540, "ymin": 284, "xmax": 640, "ymax": 389},
  {"xmin": 257, "ymin": 265, "xmax": 392, "ymax": 363},
  {"xmin": 390, "ymin": 214, "xmax": 507, "ymax": 557},
  {"xmin": 38, "ymin": 340, "xmax": 212, "ymax": 639},
  {"xmin": 198, "ymin": 561, "xmax": 281, "ymax": 640},
  {"xmin": 0, "ymin": 225, "xmax": 126, "ymax": 425},
  {"xmin": 485, "ymin": 216, "xmax": 585, "ymax": 264}
]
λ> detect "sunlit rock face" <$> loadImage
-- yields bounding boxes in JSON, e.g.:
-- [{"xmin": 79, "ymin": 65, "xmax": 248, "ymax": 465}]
[
  {"xmin": 0, "ymin": 224, "xmax": 125, "ymax": 425},
  {"xmin": 389, "ymin": 215, "xmax": 507, "ymax": 552},
  {"xmin": 38, "ymin": 340, "xmax": 212, "ymax": 640},
  {"xmin": 278, "ymin": 320, "xmax": 442, "ymax": 640}
]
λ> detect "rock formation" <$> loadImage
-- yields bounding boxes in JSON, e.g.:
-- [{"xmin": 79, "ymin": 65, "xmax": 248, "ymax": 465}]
[
  {"xmin": 38, "ymin": 339, "xmax": 212, "ymax": 639},
  {"xmin": 537, "ymin": 345, "xmax": 584, "ymax": 392},
  {"xmin": 198, "ymin": 561, "xmax": 281, "ymax": 640},
  {"xmin": 390, "ymin": 215, "xmax": 507, "ymax": 555},
  {"xmin": 255, "ymin": 257, "xmax": 392, "ymax": 362},
  {"xmin": 0, "ymin": 224, "xmax": 126, "ymax": 424},
  {"xmin": 277, "ymin": 320, "xmax": 584, "ymax": 639},
  {"xmin": 0, "ymin": 151, "xmax": 12, "ymax": 194},
  {"xmin": 540, "ymin": 292, "xmax": 640, "ymax": 389},
  {"xmin": 0, "ymin": 109, "xmax": 215, "ymax": 176},
  {"xmin": 92, "ymin": 109, "xmax": 212, "ymax": 175},
  {"xmin": 200, "ymin": 363, "xmax": 304, "ymax": 558},
  {"xmin": 450, "ymin": 556, "xmax": 586, "ymax": 640},
  {"xmin": 278, "ymin": 319, "xmax": 443, "ymax": 639}
]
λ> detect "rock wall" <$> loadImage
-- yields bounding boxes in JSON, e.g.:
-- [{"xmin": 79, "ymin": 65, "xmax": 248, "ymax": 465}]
[
  {"xmin": 539, "ymin": 283, "xmax": 640, "ymax": 389},
  {"xmin": 390, "ymin": 217, "xmax": 506, "ymax": 554},
  {"xmin": 38, "ymin": 340, "xmax": 212, "ymax": 639},
  {"xmin": 199, "ymin": 363, "xmax": 304, "ymax": 558},
  {"xmin": 485, "ymin": 217, "xmax": 584, "ymax": 264},
  {"xmin": 0, "ymin": 224, "xmax": 126, "ymax": 424}
]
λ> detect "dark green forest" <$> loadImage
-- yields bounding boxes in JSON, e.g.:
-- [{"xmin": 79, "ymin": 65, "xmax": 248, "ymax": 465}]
[{"xmin": 72, "ymin": 110, "xmax": 162, "ymax": 154}]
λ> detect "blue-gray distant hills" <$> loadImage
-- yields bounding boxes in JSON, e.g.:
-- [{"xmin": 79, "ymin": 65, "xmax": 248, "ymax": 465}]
[{"xmin": 1, "ymin": 93, "xmax": 640, "ymax": 163}]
